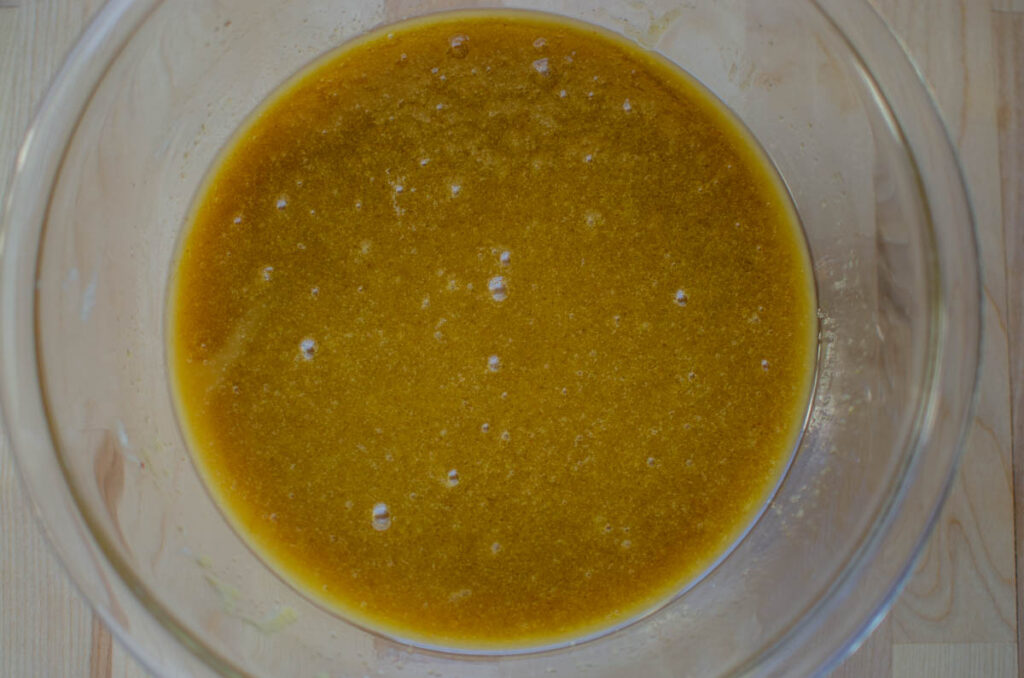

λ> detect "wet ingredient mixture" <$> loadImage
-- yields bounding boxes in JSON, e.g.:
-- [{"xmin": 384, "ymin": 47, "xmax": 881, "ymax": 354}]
[{"xmin": 170, "ymin": 11, "xmax": 817, "ymax": 649}]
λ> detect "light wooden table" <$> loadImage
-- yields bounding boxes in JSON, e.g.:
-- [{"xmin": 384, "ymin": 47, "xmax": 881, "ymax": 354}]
[{"xmin": 1, "ymin": 1, "xmax": 1021, "ymax": 676}]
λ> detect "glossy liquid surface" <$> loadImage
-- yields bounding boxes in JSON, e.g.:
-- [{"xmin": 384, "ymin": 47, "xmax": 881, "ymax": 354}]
[{"xmin": 171, "ymin": 11, "xmax": 816, "ymax": 649}]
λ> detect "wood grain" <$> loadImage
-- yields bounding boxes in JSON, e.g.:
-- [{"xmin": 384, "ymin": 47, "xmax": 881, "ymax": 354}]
[
  {"xmin": 831, "ymin": 617, "xmax": 893, "ymax": 678},
  {"xmin": 0, "ymin": 5, "xmax": 135, "ymax": 678},
  {"xmin": 993, "ymin": 5, "xmax": 1024, "ymax": 677},
  {"xmin": 89, "ymin": 616, "xmax": 113, "ymax": 678},
  {"xmin": 0, "ymin": 1, "xmax": 1018, "ymax": 676},
  {"xmin": 869, "ymin": 0, "xmax": 1017, "ymax": 650},
  {"xmin": 891, "ymin": 643, "xmax": 1018, "ymax": 678},
  {"xmin": 837, "ymin": 1, "xmax": 1021, "ymax": 675}
]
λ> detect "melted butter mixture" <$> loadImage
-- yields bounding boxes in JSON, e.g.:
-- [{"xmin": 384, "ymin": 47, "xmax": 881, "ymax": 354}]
[{"xmin": 170, "ymin": 11, "xmax": 816, "ymax": 649}]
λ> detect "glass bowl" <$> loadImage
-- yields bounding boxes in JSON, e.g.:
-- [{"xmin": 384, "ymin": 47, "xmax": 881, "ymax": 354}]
[{"xmin": 0, "ymin": 0, "xmax": 980, "ymax": 676}]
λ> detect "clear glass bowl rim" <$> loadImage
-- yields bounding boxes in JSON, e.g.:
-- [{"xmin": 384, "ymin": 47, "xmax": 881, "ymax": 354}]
[{"xmin": 0, "ymin": 1, "xmax": 982, "ymax": 676}]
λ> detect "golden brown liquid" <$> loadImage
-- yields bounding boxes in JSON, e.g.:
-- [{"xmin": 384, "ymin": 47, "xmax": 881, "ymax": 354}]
[{"xmin": 170, "ymin": 11, "xmax": 816, "ymax": 649}]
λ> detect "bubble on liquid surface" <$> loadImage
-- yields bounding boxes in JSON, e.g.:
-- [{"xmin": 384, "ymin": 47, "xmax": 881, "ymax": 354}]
[
  {"xmin": 448, "ymin": 33, "xmax": 470, "ymax": 58},
  {"xmin": 451, "ymin": 184, "xmax": 461, "ymax": 197},
  {"xmin": 487, "ymin": 354, "xmax": 501, "ymax": 372},
  {"xmin": 447, "ymin": 469, "xmax": 460, "ymax": 487},
  {"xmin": 299, "ymin": 338, "xmax": 317, "ymax": 360},
  {"xmin": 276, "ymin": 197, "xmax": 287, "ymax": 210},
  {"xmin": 674, "ymin": 289, "xmax": 688, "ymax": 307},
  {"xmin": 533, "ymin": 37, "xmax": 547, "ymax": 50},
  {"xmin": 261, "ymin": 266, "xmax": 274, "ymax": 281},
  {"xmin": 481, "ymin": 422, "xmax": 490, "ymax": 433},
  {"xmin": 623, "ymin": 99, "xmax": 632, "ymax": 112},
  {"xmin": 500, "ymin": 250, "xmax": 511, "ymax": 266},
  {"xmin": 532, "ymin": 58, "xmax": 550, "ymax": 76},
  {"xmin": 490, "ymin": 542, "xmax": 502, "ymax": 554},
  {"xmin": 372, "ymin": 503, "xmax": 391, "ymax": 531},
  {"xmin": 761, "ymin": 359, "xmax": 770, "ymax": 371},
  {"xmin": 488, "ymin": 276, "xmax": 508, "ymax": 302}
]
